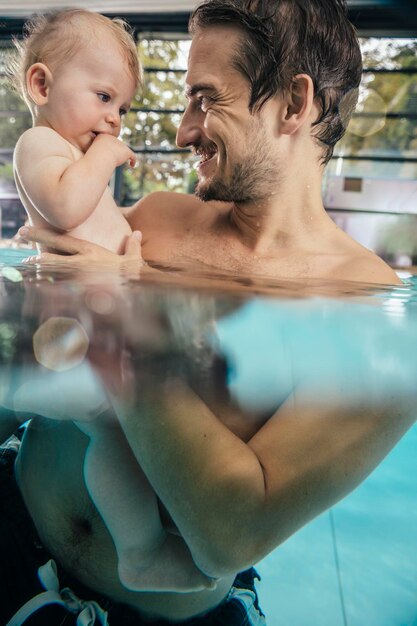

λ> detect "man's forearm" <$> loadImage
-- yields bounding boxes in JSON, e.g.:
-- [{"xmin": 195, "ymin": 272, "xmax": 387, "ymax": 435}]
[{"xmin": 114, "ymin": 376, "xmax": 416, "ymax": 577}]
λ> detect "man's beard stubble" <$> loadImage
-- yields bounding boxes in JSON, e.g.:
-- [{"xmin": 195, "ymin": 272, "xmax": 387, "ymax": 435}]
[{"xmin": 195, "ymin": 123, "xmax": 280, "ymax": 204}]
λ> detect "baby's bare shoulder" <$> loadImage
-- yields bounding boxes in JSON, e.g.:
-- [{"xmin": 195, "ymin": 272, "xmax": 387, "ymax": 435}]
[{"xmin": 14, "ymin": 127, "xmax": 74, "ymax": 164}]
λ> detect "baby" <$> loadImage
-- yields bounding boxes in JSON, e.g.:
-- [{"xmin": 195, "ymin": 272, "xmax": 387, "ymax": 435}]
[
  {"xmin": 12, "ymin": 9, "xmax": 136, "ymax": 254},
  {"xmin": 8, "ymin": 9, "xmax": 214, "ymax": 593}
]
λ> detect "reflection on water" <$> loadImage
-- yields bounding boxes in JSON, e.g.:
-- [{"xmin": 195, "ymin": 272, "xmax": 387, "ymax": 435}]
[
  {"xmin": 0, "ymin": 252, "xmax": 416, "ymax": 625},
  {"xmin": 2, "ymin": 255, "xmax": 416, "ymax": 418}
]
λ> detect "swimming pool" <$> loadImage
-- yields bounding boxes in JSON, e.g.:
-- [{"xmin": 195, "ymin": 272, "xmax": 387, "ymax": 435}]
[{"xmin": 1, "ymin": 247, "xmax": 416, "ymax": 625}]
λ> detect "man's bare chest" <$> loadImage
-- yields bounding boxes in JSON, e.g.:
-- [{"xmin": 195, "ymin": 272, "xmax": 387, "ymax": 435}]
[{"xmin": 159, "ymin": 232, "xmax": 341, "ymax": 282}]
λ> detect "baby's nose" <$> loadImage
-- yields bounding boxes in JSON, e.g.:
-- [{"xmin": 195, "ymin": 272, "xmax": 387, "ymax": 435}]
[{"xmin": 105, "ymin": 110, "xmax": 120, "ymax": 128}]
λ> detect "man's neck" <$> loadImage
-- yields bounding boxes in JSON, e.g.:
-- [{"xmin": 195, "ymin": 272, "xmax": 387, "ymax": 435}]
[{"xmin": 227, "ymin": 172, "xmax": 329, "ymax": 255}]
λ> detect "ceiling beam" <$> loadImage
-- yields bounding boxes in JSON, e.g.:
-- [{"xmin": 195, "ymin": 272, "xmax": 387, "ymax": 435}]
[{"xmin": 1, "ymin": 1, "xmax": 416, "ymax": 40}]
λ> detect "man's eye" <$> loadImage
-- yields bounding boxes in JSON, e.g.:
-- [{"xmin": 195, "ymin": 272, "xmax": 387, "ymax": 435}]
[
  {"xmin": 97, "ymin": 93, "xmax": 110, "ymax": 103},
  {"xmin": 197, "ymin": 95, "xmax": 213, "ymax": 111}
]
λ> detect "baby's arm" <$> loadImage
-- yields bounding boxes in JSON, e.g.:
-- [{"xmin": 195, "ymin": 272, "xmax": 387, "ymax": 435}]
[
  {"xmin": 79, "ymin": 419, "xmax": 217, "ymax": 592},
  {"xmin": 14, "ymin": 127, "xmax": 136, "ymax": 230}
]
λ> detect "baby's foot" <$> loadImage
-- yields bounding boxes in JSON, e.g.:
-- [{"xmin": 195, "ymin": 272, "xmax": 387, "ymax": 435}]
[
  {"xmin": 117, "ymin": 548, "xmax": 218, "ymax": 592},
  {"xmin": 117, "ymin": 548, "xmax": 151, "ymax": 591}
]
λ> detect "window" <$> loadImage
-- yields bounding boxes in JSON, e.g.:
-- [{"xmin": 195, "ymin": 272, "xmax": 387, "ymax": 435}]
[
  {"xmin": 119, "ymin": 35, "xmax": 194, "ymax": 204},
  {"xmin": 0, "ymin": 46, "xmax": 31, "ymax": 236},
  {"xmin": 0, "ymin": 33, "xmax": 416, "ymax": 239},
  {"xmin": 324, "ymin": 38, "xmax": 417, "ymax": 213}
]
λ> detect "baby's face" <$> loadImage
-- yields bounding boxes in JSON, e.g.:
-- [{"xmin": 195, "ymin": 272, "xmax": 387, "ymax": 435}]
[{"xmin": 42, "ymin": 39, "xmax": 137, "ymax": 152}]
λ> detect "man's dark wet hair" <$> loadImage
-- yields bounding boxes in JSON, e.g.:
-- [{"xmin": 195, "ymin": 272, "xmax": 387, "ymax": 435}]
[{"xmin": 189, "ymin": 0, "xmax": 362, "ymax": 165}]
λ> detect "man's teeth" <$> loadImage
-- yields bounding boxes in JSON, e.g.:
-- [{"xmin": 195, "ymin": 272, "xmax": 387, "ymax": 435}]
[{"xmin": 200, "ymin": 152, "xmax": 216, "ymax": 163}]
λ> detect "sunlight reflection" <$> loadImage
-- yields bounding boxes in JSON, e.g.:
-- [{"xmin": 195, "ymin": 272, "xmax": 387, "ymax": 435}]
[{"xmin": 33, "ymin": 316, "xmax": 89, "ymax": 371}]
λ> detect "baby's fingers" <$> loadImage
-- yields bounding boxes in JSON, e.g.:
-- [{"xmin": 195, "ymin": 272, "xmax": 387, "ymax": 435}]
[{"xmin": 128, "ymin": 151, "xmax": 137, "ymax": 168}]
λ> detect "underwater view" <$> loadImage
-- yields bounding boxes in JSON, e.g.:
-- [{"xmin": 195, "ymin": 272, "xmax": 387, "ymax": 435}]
[{"xmin": 0, "ymin": 247, "xmax": 416, "ymax": 625}]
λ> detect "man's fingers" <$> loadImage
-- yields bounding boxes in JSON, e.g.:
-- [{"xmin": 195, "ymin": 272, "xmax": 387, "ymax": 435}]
[
  {"xmin": 22, "ymin": 251, "xmax": 77, "ymax": 266},
  {"xmin": 18, "ymin": 226, "xmax": 87, "ymax": 255},
  {"xmin": 17, "ymin": 227, "xmax": 144, "ymax": 272}
]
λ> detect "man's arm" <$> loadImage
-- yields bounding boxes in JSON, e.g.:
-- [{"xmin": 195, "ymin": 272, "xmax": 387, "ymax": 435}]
[
  {"xmin": 112, "ymin": 375, "xmax": 416, "ymax": 578},
  {"xmin": 14, "ymin": 128, "xmax": 135, "ymax": 230}
]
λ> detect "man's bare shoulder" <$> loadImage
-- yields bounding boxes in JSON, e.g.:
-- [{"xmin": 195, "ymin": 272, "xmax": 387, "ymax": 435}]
[
  {"xmin": 337, "ymin": 249, "xmax": 401, "ymax": 285},
  {"xmin": 324, "ymin": 226, "xmax": 400, "ymax": 285},
  {"xmin": 127, "ymin": 191, "xmax": 230, "ymax": 234}
]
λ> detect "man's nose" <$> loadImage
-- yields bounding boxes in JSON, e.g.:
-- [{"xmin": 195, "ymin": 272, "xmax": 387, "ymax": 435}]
[{"xmin": 176, "ymin": 106, "xmax": 204, "ymax": 148}]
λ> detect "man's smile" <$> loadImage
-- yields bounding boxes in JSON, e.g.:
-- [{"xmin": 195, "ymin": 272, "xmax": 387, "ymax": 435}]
[{"xmin": 193, "ymin": 142, "xmax": 218, "ymax": 173}]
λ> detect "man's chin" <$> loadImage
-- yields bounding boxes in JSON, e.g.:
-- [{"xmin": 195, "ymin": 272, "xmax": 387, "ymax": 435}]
[
  {"xmin": 195, "ymin": 187, "xmax": 216, "ymax": 202},
  {"xmin": 195, "ymin": 179, "xmax": 233, "ymax": 203},
  {"xmin": 195, "ymin": 182, "xmax": 253, "ymax": 204}
]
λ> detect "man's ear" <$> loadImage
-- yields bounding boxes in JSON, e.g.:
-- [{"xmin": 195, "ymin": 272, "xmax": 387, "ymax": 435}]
[
  {"xmin": 26, "ymin": 63, "xmax": 52, "ymax": 106},
  {"xmin": 280, "ymin": 74, "xmax": 316, "ymax": 136}
]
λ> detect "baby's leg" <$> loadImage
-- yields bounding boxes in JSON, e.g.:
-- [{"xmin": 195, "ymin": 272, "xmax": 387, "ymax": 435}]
[
  {"xmin": 8, "ymin": 315, "xmax": 108, "ymax": 421},
  {"xmin": 79, "ymin": 418, "xmax": 216, "ymax": 592},
  {"xmin": 11, "ymin": 361, "xmax": 108, "ymax": 421}
]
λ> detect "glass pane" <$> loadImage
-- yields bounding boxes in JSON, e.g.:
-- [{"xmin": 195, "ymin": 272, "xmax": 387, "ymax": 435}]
[
  {"xmin": 121, "ymin": 152, "xmax": 197, "ymax": 201},
  {"xmin": 360, "ymin": 38, "xmax": 417, "ymax": 70},
  {"xmin": 0, "ymin": 64, "xmax": 31, "ymax": 149},
  {"xmin": 138, "ymin": 38, "xmax": 191, "ymax": 72},
  {"xmin": 0, "ymin": 47, "xmax": 16, "ymax": 76},
  {"xmin": 138, "ymin": 70, "xmax": 186, "ymax": 112},
  {"xmin": 353, "ymin": 71, "xmax": 417, "ymax": 118},
  {"xmin": 0, "ymin": 111, "xmax": 31, "ymax": 149},
  {"xmin": 0, "ymin": 198, "xmax": 27, "ymax": 238},
  {"xmin": 326, "ymin": 158, "xmax": 417, "ymax": 181},
  {"xmin": 121, "ymin": 38, "xmax": 191, "ymax": 189},
  {"xmin": 339, "ymin": 117, "xmax": 417, "ymax": 158},
  {"xmin": 122, "ymin": 112, "xmax": 183, "ymax": 150}
]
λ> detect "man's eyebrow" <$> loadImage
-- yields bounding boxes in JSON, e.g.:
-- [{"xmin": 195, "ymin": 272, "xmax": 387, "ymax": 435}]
[{"xmin": 185, "ymin": 83, "xmax": 215, "ymax": 98}]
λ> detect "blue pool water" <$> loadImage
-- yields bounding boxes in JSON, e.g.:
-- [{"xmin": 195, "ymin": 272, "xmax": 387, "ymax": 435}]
[
  {"xmin": 1, "ymin": 247, "xmax": 416, "ymax": 625},
  {"xmin": 256, "ymin": 427, "xmax": 417, "ymax": 625},
  {"xmin": 0, "ymin": 246, "xmax": 35, "ymax": 265}
]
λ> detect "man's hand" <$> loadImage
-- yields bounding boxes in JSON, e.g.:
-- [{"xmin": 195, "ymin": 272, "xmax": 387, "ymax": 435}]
[
  {"xmin": 18, "ymin": 226, "xmax": 144, "ymax": 273},
  {"xmin": 92, "ymin": 133, "xmax": 137, "ymax": 168}
]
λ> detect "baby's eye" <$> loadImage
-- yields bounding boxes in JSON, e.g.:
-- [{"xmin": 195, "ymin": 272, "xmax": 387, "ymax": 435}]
[
  {"xmin": 97, "ymin": 92, "xmax": 110, "ymax": 103},
  {"xmin": 119, "ymin": 107, "xmax": 128, "ymax": 116}
]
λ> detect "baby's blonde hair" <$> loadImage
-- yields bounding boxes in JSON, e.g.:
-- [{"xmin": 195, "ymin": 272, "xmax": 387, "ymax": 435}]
[{"xmin": 7, "ymin": 8, "xmax": 142, "ymax": 112}]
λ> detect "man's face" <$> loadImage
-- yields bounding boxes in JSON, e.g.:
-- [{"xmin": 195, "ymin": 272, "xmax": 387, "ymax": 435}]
[{"xmin": 176, "ymin": 27, "xmax": 281, "ymax": 203}]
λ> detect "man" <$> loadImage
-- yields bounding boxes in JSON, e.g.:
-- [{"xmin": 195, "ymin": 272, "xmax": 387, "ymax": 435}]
[
  {"xmin": 3, "ymin": 0, "xmax": 413, "ymax": 624},
  {"xmin": 20, "ymin": 0, "xmax": 398, "ymax": 285}
]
